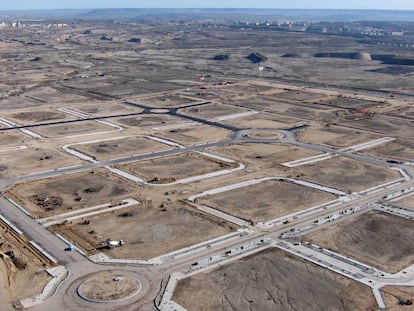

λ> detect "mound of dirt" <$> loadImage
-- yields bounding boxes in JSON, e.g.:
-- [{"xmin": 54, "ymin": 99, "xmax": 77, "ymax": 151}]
[{"xmin": 247, "ymin": 52, "xmax": 268, "ymax": 63}]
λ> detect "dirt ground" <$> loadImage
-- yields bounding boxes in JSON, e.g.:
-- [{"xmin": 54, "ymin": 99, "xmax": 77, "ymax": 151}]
[
  {"xmin": 156, "ymin": 124, "xmax": 231, "ymax": 146},
  {"xmin": 32, "ymin": 120, "xmax": 116, "ymax": 138},
  {"xmin": 0, "ymin": 131, "xmax": 28, "ymax": 146},
  {"xmin": 213, "ymin": 143, "xmax": 319, "ymax": 171},
  {"xmin": 297, "ymin": 125, "xmax": 380, "ymax": 148},
  {"xmin": 293, "ymin": 156, "xmax": 401, "ymax": 193},
  {"xmin": 179, "ymin": 103, "xmax": 248, "ymax": 119},
  {"xmin": 118, "ymin": 152, "xmax": 237, "ymax": 184},
  {"xmin": 381, "ymin": 286, "xmax": 414, "ymax": 311},
  {"xmin": 319, "ymin": 97, "xmax": 383, "ymax": 109},
  {"xmin": 199, "ymin": 179, "xmax": 336, "ymax": 223},
  {"xmin": 224, "ymin": 112, "xmax": 301, "ymax": 129},
  {"xmin": 304, "ymin": 211, "xmax": 414, "ymax": 273},
  {"xmin": 394, "ymin": 194, "xmax": 414, "ymax": 209},
  {"xmin": 0, "ymin": 220, "xmax": 52, "ymax": 303},
  {"xmin": 367, "ymin": 139, "xmax": 414, "ymax": 162},
  {"xmin": 55, "ymin": 203, "xmax": 233, "ymax": 259},
  {"xmin": 140, "ymin": 94, "xmax": 200, "ymax": 108},
  {"xmin": 0, "ymin": 148, "xmax": 84, "ymax": 178},
  {"xmin": 7, "ymin": 169, "xmax": 140, "ymax": 218},
  {"xmin": 3, "ymin": 109, "xmax": 74, "ymax": 125},
  {"xmin": 173, "ymin": 248, "xmax": 376, "ymax": 311},
  {"xmin": 386, "ymin": 106, "xmax": 414, "ymax": 120},
  {"xmin": 72, "ymin": 136, "xmax": 169, "ymax": 161},
  {"xmin": 114, "ymin": 114, "xmax": 183, "ymax": 128},
  {"xmin": 78, "ymin": 271, "xmax": 138, "ymax": 302},
  {"xmin": 72, "ymin": 102, "xmax": 141, "ymax": 117},
  {"xmin": 338, "ymin": 115, "xmax": 414, "ymax": 138}
]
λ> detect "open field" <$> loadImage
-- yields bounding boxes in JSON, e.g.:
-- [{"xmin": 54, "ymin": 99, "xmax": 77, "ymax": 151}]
[
  {"xmin": 72, "ymin": 136, "xmax": 169, "ymax": 161},
  {"xmin": 213, "ymin": 143, "xmax": 320, "ymax": 169},
  {"xmin": 381, "ymin": 286, "xmax": 414, "ymax": 311},
  {"xmin": 394, "ymin": 194, "xmax": 414, "ymax": 209},
  {"xmin": 233, "ymin": 96, "xmax": 337, "ymax": 120},
  {"xmin": 179, "ymin": 103, "xmax": 249, "ymax": 119},
  {"xmin": 0, "ymin": 148, "xmax": 83, "ymax": 178},
  {"xmin": 320, "ymin": 97, "xmax": 384, "ymax": 109},
  {"xmin": 117, "ymin": 152, "xmax": 238, "ymax": 184},
  {"xmin": 276, "ymin": 89, "xmax": 324, "ymax": 101},
  {"xmin": 366, "ymin": 139, "xmax": 414, "ymax": 162},
  {"xmin": 338, "ymin": 115, "xmax": 414, "ymax": 138},
  {"xmin": 139, "ymin": 94, "xmax": 201, "ymax": 108},
  {"xmin": 53, "ymin": 203, "xmax": 234, "ymax": 259},
  {"xmin": 223, "ymin": 112, "xmax": 300, "ymax": 129},
  {"xmin": 173, "ymin": 248, "xmax": 376, "ymax": 311},
  {"xmin": 2, "ymin": 109, "xmax": 75, "ymax": 125},
  {"xmin": 304, "ymin": 211, "xmax": 414, "ymax": 273},
  {"xmin": 385, "ymin": 107, "xmax": 414, "ymax": 120},
  {"xmin": 31, "ymin": 121, "xmax": 116, "ymax": 138},
  {"xmin": 7, "ymin": 169, "xmax": 140, "ymax": 218},
  {"xmin": 293, "ymin": 156, "xmax": 401, "ymax": 193},
  {"xmin": 114, "ymin": 114, "xmax": 185, "ymax": 128},
  {"xmin": 156, "ymin": 125, "xmax": 231, "ymax": 146},
  {"xmin": 198, "ymin": 179, "xmax": 336, "ymax": 223},
  {"xmin": 297, "ymin": 125, "xmax": 380, "ymax": 148},
  {"xmin": 72, "ymin": 102, "xmax": 141, "ymax": 117},
  {"xmin": 0, "ymin": 131, "xmax": 28, "ymax": 146}
]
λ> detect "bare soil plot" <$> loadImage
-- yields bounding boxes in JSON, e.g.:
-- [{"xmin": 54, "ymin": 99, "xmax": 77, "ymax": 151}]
[
  {"xmin": 156, "ymin": 125, "xmax": 231, "ymax": 146},
  {"xmin": 304, "ymin": 211, "xmax": 414, "ymax": 273},
  {"xmin": 173, "ymin": 248, "xmax": 376, "ymax": 311},
  {"xmin": 381, "ymin": 286, "xmax": 414, "ymax": 311},
  {"xmin": 114, "ymin": 114, "xmax": 183, "ymax": 128},
  {"xmin": 4, "ymin": 110, "xmax": 74, "ymax": 125},
  {"xmin": 338, "ymin": 115, "xmax": 414, "ymax": 138},
  {"xmin": 179, "ymin": 103, "xmax": 249, "ymax": 119},
  {"xmin": 198, "ymin": 179, "xmax": 336, "ymax": 223},
  {"xmin": 118, "ymin": 152, "xmax": 237, "ymax": 184},
  {"xmin": 394, "ymin": 194, "xmax": 414, "ymax": 209},
  {"xmin": 140, "ymin": 94, "xmax": 199, "ymax": 108},
  {"xmin": 218, "ymin": 82, "xmax": 276, "ymax": 94},
  {"xmin": 54, "ymin": 204, "xmax": 233, "ymax": 259},
  {"xmin": 31, "ymin": 121, "xmax": 115, "ymax": 138},
  {"xmin": 0, "ymin": 148, "xmax": 83, "ymax": 178},
  {"xmin": 78, "ymin": 271, "xmax": 139, "ymax": 302},
  {"xmin": 385, "ymin": 106, "xmax": 414, "ymax": 120},
  {"xmin": 73, "ymin": 102, "xmax": 141, "ymax": 117},
  {"xmin": 319, "ymin": 97, "xmax": 382, "ymax": 109},
  {"xmin": 224, "ymin": 112, "xmax": 299, "ymax": 129},
  {"xmin": 366, "ymin": 139, "xmax": 414, "ymax": 162},
  {"xmin": 294, "ymin": 156, "xmax": 401, "ymax": 193},
  {"xmin": 276, "ymin": 90, "xmax": 323, "ymax": 101},
  {"xmin": 0, "ymin": 220, "xmax": 52, "ymax": 302},
  {"xmin": 178, "ymin": 90, "xmax": 219, "ymax": 100},
  {"xmin": 72, "ymin": 136, "xmax": 169, "ymax": 161},
  {"xmin": 0, "ymin": 131, "xmax": 28, "ymax": 146},
  {"xmin": 213, "ymin": 143, "xmax": 319, "ymax": 169},
  {"xmin": 297, "ymin": 125, "xmax": 380, "ymax": 148},
  {"xmin": 234, "ymin": 96, "xmax": 337, "ymax": 120},
  {"xmin": 8, "ymin": 169, "xmax": 140, "ymax": 218}
]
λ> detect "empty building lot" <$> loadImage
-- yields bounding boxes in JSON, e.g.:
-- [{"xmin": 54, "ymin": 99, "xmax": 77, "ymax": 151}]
[
  {"xmin": 7, "ymin": 169, "xmax": 140, "ymax": 218},
  {"xmin": 293, "ymin": 156, "xmax": 401, "ymax": 193},
  {"xmin": 116, "ymin": 152, "xmax": 238, "ymax": 184},
  {"xmin": 303, "ymin": 211, "xmax": 414, "ymax": 273},
  {"xmin": 173, "ymin": 248, "xmax": 376, "ymax": 311},
  {"xmin": 30, "ymin": 121, "xmax": 116, "ymax": 138},
  {"xmin": 197, "ymin": 179, "xmax": 336, "ymax": 223},
  {"xmin": 297, "ymin": 126, "xmax": 380, "ymax": 148},
  {"xmin": 71, "ymin": 136, "xmax": 170, "ymax": 161},
  {"xmin": 53, "ymin": 203, "xmax": 234, "ymax": 259}
]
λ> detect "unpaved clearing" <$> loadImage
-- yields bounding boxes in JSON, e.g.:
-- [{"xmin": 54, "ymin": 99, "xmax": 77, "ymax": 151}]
[{"xmin": 173, "ymin": 248, "xmax": 376, "ymax": 311}]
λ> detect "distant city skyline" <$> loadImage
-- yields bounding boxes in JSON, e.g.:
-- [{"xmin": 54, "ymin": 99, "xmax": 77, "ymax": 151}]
[{"xmin": 1, "ymin": 0, "xmax": 414, "ymax": 11}]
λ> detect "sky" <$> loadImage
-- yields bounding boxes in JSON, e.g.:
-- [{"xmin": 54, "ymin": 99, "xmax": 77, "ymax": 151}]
[{"xmin": 0, "ymin": 0, "xmax": 413, "ymax": 11}]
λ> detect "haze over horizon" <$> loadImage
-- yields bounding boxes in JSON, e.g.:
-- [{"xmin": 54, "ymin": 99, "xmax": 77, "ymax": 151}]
[{"xmin": 1, "ymin": 0, "xmax": 414, "ymax": 11}]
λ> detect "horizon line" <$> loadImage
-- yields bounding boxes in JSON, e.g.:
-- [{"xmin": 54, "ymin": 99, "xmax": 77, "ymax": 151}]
[{"xmin": 1, "ymin": 7, "xmax": 414, "ymax": 12}]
